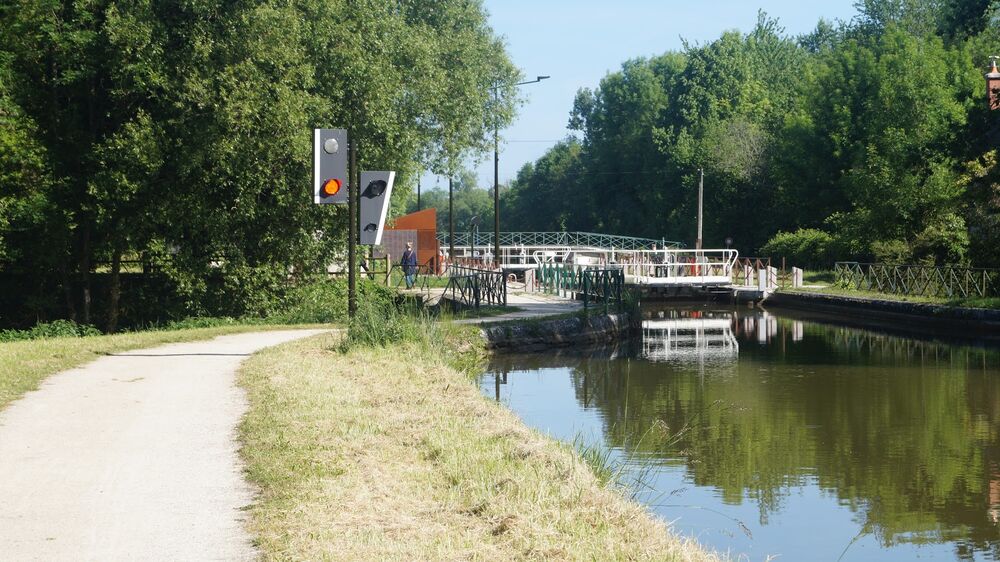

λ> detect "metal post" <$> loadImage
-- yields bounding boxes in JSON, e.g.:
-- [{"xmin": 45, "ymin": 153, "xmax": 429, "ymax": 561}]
[
  {"xmin": 448, "ymin": 176, "xmax": 454, "ymax": 262},
  {"xmin": 417, "ymin": 175, "xmax": 421, "ymax": 211},
  {"xmin": 494, "ymin": 86, "xmax": 501, "ymax": 271},
  {"xmin": 348, "ymin": 134, "xmax": 358, "ymax": 318},
  {"xmin": 696, "ymin": 168, "xmax": 704, "ymax": 251}
]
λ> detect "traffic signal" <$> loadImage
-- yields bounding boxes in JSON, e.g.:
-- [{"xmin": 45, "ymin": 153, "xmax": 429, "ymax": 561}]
[
  {"xmin": 359, "ymin": 171, "xmax": 396, "ymax": 245},
  {"xmin": 313, "ymin": 128, "xmax": 348, "ymax": 204}
]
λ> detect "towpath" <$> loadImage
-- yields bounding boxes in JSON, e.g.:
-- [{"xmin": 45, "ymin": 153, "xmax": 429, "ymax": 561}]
[{"xmin": 0, "ymin": 329, "xmax": 326, "ymax": 561}]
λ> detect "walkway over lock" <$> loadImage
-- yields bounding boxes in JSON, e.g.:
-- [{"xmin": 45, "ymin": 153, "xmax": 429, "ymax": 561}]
[{"xmin": 438, "ymin": 232, "xmax": 740, "ymax": 288}]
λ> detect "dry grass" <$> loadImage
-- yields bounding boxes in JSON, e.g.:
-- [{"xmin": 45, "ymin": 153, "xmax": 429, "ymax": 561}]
[
  {"xmin": 0, "ymin": 324, "xmax": 308, "ymax": 412},
  {"xmin": 238, "ymin": 331, "xmax": 721, "ymax": 561}
]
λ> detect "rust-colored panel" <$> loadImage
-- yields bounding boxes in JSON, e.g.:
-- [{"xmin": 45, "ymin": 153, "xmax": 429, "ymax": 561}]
[
  {"xmin": 417, "ymin": 230, "xmax": 438, "ymax": 266},
  {"xmin": 389, "ymin": 208, "xmax": 436, "ymax": 231}
]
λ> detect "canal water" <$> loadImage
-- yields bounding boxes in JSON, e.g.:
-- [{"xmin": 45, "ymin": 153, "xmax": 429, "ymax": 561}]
[{"xmin": 481, "ymin": 305, "xmax": 1000, "ymax": 561}]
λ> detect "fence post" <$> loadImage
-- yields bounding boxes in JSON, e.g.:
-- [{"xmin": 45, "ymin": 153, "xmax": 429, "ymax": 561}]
[
  {"xmin": 473, "ymin": 273, "xmax": 481, "ymax": 309},
  {"xmin": 583, "ymin": 270, "xmax": 589, "ymax": 310}
]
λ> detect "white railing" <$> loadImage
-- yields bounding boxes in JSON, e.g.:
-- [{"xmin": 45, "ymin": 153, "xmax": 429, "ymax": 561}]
[
  {"xmin": 618, "ymin": 249, "xmax": 739, "ymax": 286},
  {"xmin": 444, "ymin": 245, "xmax": 740, "ymax": 286}
]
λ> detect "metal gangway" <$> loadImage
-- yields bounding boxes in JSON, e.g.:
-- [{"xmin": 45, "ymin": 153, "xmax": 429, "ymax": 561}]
[{"xmin": 439, "ymin": 231, "xmax": 739, "ymax": 288}]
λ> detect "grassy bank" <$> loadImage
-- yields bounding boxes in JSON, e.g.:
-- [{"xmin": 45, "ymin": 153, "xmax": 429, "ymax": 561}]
[
  {"xmin": 784, "ymin": 270, "xmax": 1000, "ymax": 309},
  {"xmin": 0, "ymin": 324, "xmax": 312, "ymax": 412},
  {"xmin": 237, "ymin": 329, "xmax": 717, "ymax": 560},
  {"xmin": 787, "ymin": 283, "xmax": 1000, "ymax": 308}
]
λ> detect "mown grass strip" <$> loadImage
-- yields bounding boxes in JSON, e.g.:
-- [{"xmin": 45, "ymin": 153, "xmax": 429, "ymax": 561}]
[
  {"xmin": 237, "ymin": 331, "xmax": 719, "ymax": 561},
  {"xmin": 0, "ymin": 324, "xmax": 318, "ymax": 412}
]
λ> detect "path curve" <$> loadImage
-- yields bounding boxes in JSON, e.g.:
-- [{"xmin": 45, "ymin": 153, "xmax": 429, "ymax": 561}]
[{"xmin": 0, "ymin": 329, "xmax": 327, "ymax": 562}]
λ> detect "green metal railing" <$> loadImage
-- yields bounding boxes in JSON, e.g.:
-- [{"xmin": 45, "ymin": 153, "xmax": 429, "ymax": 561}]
[
  {"xmin": 443, "ymin": 264, "xmax": 507, "ymax": 308},
  {"xmin": 834, "ymin": 262, "xmax": 1000, "ymax": 299},
  {"xmin": 439, "ymin": 231, "xmax": 683, "ymax": 251},
  {"xmin": 536, "ymin": 263, "xmax": 624, "ymax": 310}
]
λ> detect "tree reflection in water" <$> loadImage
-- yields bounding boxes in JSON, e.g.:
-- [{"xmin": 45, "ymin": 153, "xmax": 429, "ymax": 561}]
[{"xmin": 486, "ymin": 305, "xmax": 1000, "ymax": 560}]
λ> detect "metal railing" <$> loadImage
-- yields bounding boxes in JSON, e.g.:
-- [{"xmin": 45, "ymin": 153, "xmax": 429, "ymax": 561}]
[
  {"xmin": 834, "ymin": 262, "xmax": 1000, "ymax": 299},
  {"xmin": 439, "ymin": 231, "xmax": 683, "ymax": 251},
  {"xmin": 536, "ymin": 263, "xmax": 625, "ymax": 310},
  {"xmin": 580, "ymin": 268, "xmax": 624, "ymax": 310},
  {"xmin": 618, "ymin": 249, "xmax": 739, "ymax": 285},
  {"xmin": 443, "ymin": 264, "xmax": 507, "ymax": 308}
]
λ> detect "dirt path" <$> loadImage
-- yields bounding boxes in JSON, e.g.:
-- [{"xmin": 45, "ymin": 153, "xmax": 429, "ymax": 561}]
[{"xmin": 0, "ymin": 329, "xmax": 327, "ymax": 562}]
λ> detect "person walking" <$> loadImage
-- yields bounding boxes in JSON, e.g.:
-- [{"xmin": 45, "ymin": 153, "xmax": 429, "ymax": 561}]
[{"xmin": 401, "ymin": 241, "xmax": 418, "ymax": 289}]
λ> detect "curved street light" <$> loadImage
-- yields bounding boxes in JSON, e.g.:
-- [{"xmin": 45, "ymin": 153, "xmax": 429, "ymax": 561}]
[{"xmin": 492, "ymin": 75, "xmax": 550, "ymax": 266}]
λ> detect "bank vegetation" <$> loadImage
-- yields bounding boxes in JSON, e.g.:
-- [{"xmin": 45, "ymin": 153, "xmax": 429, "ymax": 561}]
[{"xmin": 237, "ymin": 308, "xmax": 719, "ymax": 560}]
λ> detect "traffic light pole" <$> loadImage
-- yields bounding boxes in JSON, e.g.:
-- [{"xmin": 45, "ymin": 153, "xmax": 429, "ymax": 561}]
[{"xmin": 348, "ymin": 134, "xmax": 358, "ymax": 317}]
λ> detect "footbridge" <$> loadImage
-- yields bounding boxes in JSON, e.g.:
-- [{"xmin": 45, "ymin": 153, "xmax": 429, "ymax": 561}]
[{"xmin": 438, "ymin": 231, "xmax": 744, "ymax": 289}]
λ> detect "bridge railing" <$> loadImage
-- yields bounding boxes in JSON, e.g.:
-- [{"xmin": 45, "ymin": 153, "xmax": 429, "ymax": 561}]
[
  {"xmin": 834, "ymin": 262, "xmax": 1000, "ymax": 298},
  {"xmin": 536, "ymin": 263, "xmax": 625, "ymax": 310},
  {"xmin": 443, "ymin": 264, "xmax": 507, "ymax": 308},
  {"xmin": 618, "ymin": 249, "xmax": 739, "ymax": 284},
  {"xmin": 440, "ymin": 231, "xmax": 683, "ymax": 251}
]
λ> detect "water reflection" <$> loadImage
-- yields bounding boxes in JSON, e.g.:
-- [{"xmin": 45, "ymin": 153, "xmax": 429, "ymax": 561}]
[
  {"xmin": 484, "ymin": 306, "xmax": 1000, "ymax": 560},
  {"xmin": 641, "ymin": 310, "xmax": 739, "ymax": 363}
]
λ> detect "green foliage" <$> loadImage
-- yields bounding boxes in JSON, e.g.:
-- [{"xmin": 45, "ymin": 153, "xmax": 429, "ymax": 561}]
[
  {"xmin": 343, "ymin": 297, "xmax": 436, "ymax": 350},
  {"xmin": 501, "ymin": 5, "xmax": 995, "ymax": 267},
  {"xmin": 0, "ymin": 0, "xmax": 516, "ymax": 329},
  {"xmin": 760, "ymin": 229, "xmax": 837, "ymax": 269},
  {"xmin": 0, "ymin": 320, "xmax": 101, "ymax": 342},
  {"xmin": 870, "ymin": 239, "xmax": 914, "ymax": 265},
  {"xmin": 405, "ymin": 167, "xmax": 495, "ymax": 235}
]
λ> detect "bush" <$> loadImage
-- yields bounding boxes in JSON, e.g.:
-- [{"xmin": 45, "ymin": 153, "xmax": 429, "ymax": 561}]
[
  {"xmin": 0, "ymin": 319, "xmax": 101, "ymax": 342},
  {"xmin": 870, "ymin": 239, "xmax": 913, "ymax": 265},
  {"xmin": 343, "ymin": 297, "xmax": 437, "ymax": 349},
  {"xmin": 759, "ymin": 228, "xmax": 836, "ymax": 270},
  {"xmin": 273, "ymin": 278, "xmax": 397, "ymax": 325}
]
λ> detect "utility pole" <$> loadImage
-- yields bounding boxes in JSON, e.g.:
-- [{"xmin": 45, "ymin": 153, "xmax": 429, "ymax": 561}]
[
  {"xmin": 348, "ymin": 134, "xmax": 358, "ymax": 317},
  {"xmin": 696, "ymin": 168, "xmax": 704, "ymax": 251},
  {"xmin": 448, "ymin": 176, "xmax": 454, "ymax": 261},
  {"xmin": 493, "ymin": 88, "xmax": 500, "ymax": 269},
  {"xmin": 416, "ymin": 175, "xmax": 421, "ymax": 211}
]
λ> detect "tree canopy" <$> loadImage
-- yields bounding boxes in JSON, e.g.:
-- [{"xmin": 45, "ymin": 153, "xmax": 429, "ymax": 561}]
[
  {"xmin": 0, "ymin": 0, "xmax": 517, "ymax": 329},
  {"xmin": 502, "ymin": 2, "xmax": 1000, "ymax": 267}
]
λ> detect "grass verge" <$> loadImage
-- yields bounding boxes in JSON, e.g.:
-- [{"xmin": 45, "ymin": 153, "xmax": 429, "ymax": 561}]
[
  {"xmin": 0, "ymin": 324, "xmax": 320, "ymax": 412},
  {"xmin": 785, "ymin": 283, "xmax": 1000, "ymax": 309},
  {"xmin": 237, "ymin": 329, "xmax": 718, "ymax": 561}
]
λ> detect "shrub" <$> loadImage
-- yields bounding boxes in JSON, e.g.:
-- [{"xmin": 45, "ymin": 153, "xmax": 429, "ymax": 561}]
[
  {"xmin": 343, "ymin": 297, "xmax": 437, "ymax": 349},
  {"xmin": 0, "ymin": 319, "xmax": 101, "ymax": 342},
  {"xmin": 273, "ymin": 278, "xmax": 397, "ymax": 325},
  {"xmin": 870, "ymin": 239, "xmax": 912, "ymax": 265},
  {"xmin": 759, "ymin": 228, "xmax": 836, "ymax": 270}
]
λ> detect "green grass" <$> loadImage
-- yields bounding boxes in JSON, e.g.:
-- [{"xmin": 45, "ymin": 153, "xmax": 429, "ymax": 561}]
[
  {"xmin": 0, "ymin": 323, "xmax": 329, "ymax": 412},
  {"xmin": 783, "ymin": 270, "xmax": 1000, "ymax": 309},
  {"xmin": 237, "ymin": 329, "xmax": 719, "ymax": 561}
]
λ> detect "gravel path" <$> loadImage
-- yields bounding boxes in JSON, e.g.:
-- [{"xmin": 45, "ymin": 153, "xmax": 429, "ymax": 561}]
[{"xmin": 0, "ymin": 329, "xmax": 327, "ymax": 562}]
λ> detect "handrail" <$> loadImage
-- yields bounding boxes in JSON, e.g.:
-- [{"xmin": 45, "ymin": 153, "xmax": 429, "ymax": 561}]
[
  {"xmin": 834, "ymin": 262, "xmax": 1000, "ymax": 298},
  {"xmin": 439, "ymin": 231, "xmax": 684, "ymax": 251},
  {"xmin": 443, "ymin": 264, "xmax": 507, "ymax": 308}
]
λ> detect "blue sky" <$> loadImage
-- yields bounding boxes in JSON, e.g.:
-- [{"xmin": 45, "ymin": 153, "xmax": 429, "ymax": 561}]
[{"xmin": 420, "ymin": 0, "xmax": 862, "ymax": 193}]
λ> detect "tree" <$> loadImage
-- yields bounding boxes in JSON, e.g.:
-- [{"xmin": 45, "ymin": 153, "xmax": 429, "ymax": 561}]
[{"xmin": 0, "ymin": 0, "xmax": 517, "ymax": 329}]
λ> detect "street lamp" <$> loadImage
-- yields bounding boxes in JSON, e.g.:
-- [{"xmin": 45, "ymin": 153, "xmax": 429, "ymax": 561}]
[
  {"xmin": 470, "ymin": 215, "xmax": 480, "ymax": 263},
  {"xmin": 493, "ymin": 75, "xmax": 550, "ymax": 268}
]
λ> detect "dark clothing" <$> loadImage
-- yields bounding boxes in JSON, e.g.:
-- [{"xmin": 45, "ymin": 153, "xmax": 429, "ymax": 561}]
[{"xmin": 401, "ymin": 249, "xmax": 417, "ymax": 274}]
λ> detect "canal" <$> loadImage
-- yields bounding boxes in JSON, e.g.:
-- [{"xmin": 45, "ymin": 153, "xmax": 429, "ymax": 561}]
[{"xmin": 481, "ymin": 304, "xmax": 1000, "ymax": 561}]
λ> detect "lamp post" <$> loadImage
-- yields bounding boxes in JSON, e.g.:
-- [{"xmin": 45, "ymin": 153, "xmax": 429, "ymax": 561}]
[
  {"xmin": 470, "ymin": 215, "xmax": 480, "ymax": 264},
  {"xmin": 492, "ymin": 75, "xmax": 550, "ymax": 269}
]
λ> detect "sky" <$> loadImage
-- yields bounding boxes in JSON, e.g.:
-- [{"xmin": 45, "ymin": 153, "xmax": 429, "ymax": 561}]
[{"xmin": 419, "ymin": 0, "xmax": 862, "ymax": 194}]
